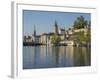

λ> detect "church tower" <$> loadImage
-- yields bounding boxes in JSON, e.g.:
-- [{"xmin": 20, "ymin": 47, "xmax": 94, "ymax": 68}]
[
  {"xmin": 54, "ymin": 20, "xmax": 59, "ymax": 35},
  {"xmin": 34, "ymin": 25, "xmax": 36, "ymax": 37}
]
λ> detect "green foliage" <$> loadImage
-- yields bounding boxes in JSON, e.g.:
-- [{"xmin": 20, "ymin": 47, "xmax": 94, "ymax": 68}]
[
  {"xmin": 73, "ymin": 16, "xmax": 89, "ymax": 29},
  {"xmin": 88, "ymin": 21, "xmax": 91, "ymax": 27},
  {"xmin": 51, "ymin": 34, "xmax": 61, "ymax": 45},
  {"xmin": 75, "ymin": 31, "xmax": 90, "ymax": 44},
  {"xmin": 85, "ymin": 30, "xmax": 91, "ymax": 43}
]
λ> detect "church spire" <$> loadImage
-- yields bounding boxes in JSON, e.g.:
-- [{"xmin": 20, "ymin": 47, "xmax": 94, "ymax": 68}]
[
  {"xmin": 54, "ymin": 20, "xmax": 59, "ymax": 35},
  {"xmin": 34, "ymin": 25, "xmax": 36, "ymax": 36}
]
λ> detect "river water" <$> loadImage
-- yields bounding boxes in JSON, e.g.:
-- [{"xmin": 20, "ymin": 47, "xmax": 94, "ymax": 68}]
[{"xmin": 23, "ymin": 46, "xmax": 90, "ymax": 69}]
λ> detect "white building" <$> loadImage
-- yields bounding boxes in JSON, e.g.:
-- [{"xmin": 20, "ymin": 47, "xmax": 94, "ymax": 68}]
[
  {"xmin": 40, "ymin": 33, "xmax": 49, "ymax": 44},
  {"xmin": 58, "ymin": 28, "xmax": 65, "ymax": 34},
  {"xmin": 60, "ymin": 40, "xmax": 74, "ymax": 46},
  {"xmin": 32, "ymin": 35, "xmax": 41, "ymax": 44},
  {"xmin": 23, "ymin": 35, "xmax": 33, "ymax": 42}
]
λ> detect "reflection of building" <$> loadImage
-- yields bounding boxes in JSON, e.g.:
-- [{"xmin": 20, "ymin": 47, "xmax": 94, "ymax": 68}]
[{"xmin": 65, "ymin": 46, "xmax": 74, "ymax": 66}]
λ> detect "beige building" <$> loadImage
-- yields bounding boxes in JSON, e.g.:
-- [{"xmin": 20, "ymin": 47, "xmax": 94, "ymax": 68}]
[
  {"xmin": 73, "ymin": 28, "xmax": 89, "ymax": 35},
  {"xmin": 40, "ymin": 33, "xmax": 49, "ymax": 44},
  {"xmin": 60, "ymin": 40, "xmax": 74, "ymax": 46}
]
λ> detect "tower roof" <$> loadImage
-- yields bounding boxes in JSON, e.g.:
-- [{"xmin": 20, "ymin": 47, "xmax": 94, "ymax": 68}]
[{"xmin": 33, "ymin": 25, "xmax": 36, "ymax": 36}]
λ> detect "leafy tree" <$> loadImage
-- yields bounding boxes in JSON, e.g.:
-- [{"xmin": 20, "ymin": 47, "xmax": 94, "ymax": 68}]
[
  {"xmin": 88, "ymin": 21, "xmax": 91, "ymax": 27},
  {"xmin": 51, "ymin": 34, "xmax": 61, "ymax": 45},
  {"xmin": 84, "ymin": 30, "xmax": 91, "ymax": 43},
  {"xmin": 75, "ymin": 30, "xmax": 90, "ymax": 44},
  {"xmin": 73, "ymin": 16, "xmax": 89, "ymax": 29}
]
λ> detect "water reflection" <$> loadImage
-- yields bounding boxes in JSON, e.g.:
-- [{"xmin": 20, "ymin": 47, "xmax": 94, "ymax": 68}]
[{"xmin": 23, "ymin": 46, "xmax": 91, "ymax": 69}]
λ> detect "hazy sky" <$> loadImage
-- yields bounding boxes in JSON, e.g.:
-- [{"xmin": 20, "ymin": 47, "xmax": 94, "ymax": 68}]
[{"xmin": 23, "ymin": 10, "xmax": 91, "ymax": 36}]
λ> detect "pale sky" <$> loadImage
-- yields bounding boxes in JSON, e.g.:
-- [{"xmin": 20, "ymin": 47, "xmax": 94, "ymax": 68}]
[{"xmin": 23, "ymin": 10, "xmax": 91, "ymax": 35}]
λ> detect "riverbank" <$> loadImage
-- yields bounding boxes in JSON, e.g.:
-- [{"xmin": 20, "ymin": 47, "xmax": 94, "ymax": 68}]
[{"xmin": 23, "ymin": 42, "xmax": 90, "ymax": 48}]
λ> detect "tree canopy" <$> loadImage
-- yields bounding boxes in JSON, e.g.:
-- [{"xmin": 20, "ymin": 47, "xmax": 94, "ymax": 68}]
[
  {"xmin": 51, "ymin": 34, "xmax": 61, "ymax": 45},
  {"xmin": 73, "ymin": 16, "xmax": 90, "ymax": 29}
]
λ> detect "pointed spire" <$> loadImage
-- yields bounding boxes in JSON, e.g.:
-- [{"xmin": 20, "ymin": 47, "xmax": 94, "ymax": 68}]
[
  {"xmin": 54, "ymin": 20, "xmax": 59, "ymax": 35},
  {"xmin": 34, "ymin": 24, "xmax": 36, "ymax": 36}
]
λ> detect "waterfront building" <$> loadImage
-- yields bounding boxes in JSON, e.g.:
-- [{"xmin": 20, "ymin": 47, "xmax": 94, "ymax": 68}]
[
  {"xmin": 73, "ymin": 28, "xmax": 88, "ymax": 36},
  {"xmin": 32, "ymin": 25, "xmax": 36, "ymax": 43},
  {"xmin": 58, "ymin": 28, "xmax": 65, "ymax": 34},
  {"xmin": 65, "ymin": 31, "xmax": 69, "ymax": 39},
  {"xmin": 23, "ymin": 23, "xmax": 90, "ymax": 46},
  {"xmin": 23, "ymin": 35, "xmax": 33, "ymax": 42},
  {"xmin": 60, "ymin": 40, "xmax": 74, "ymax": 46},
  {"xmin": 32, "ymin": 35, "xmax": 41, "ymax": 44},
  {"xmin": 67, "ymin": 28, "xmax": 73, "ymax": 35},
  {"xmin": 73, "ymin": 28, "xmax": 87, "ymax": 33},
  {"xmin": 36, "ymin": 35, "xmax": 41, "ymax": 44},
  {"xmin": 32, "ymin": 25, "xmax": 41, "ymax": 44},
  {"xmin": 40, "ymin": 33, "xmax": 49, "ymax": 44},
  {"xmin": 47, "ymin": 32, "xmax": 55, "ymax": 45}
]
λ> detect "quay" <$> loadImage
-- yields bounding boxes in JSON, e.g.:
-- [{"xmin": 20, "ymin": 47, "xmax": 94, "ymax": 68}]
[{"xmin": 23, "ymin": 42, "xmax": 43, "ymax": 46}]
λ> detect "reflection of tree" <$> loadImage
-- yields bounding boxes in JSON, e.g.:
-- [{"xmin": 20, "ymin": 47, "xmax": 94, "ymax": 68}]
[
  {"xmin": 63, "ymin": 46, "xmax": 67, "ymax": 66},
  {"xmin": 73, "ymin": 47, "xmax": 91, "ymax": 66},
  {"xmin": 66, "ymin": 46, "xmax": 74, "ymax": 66},
  {"xmin": 52, "ymin": 46, "xmax": 60, "ymax": 67},
  {"xmin": 73, "ymin": 47, "xmax": 85, "ymax": 66},
  {"xmin": 82, "ymin": 47, "xmax": 91, "ymax": 65}
]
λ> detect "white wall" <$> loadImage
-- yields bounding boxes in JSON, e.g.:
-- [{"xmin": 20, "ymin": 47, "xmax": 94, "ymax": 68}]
[{"xmin": 0, "ymin": 0, "xmax": 100, "ymax": 80}]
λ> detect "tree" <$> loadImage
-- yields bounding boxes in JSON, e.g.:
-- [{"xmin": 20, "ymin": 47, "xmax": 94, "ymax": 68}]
[
  {"xmin": 51, "ymin": 34, "xmax": 61, "ymax": 45},
  {"xmin": 73, "ymin": 21, "xmax": 79, "ymax": 29},
  {"xmin": 73, "ymin": 16, "xmax": 89, "ymax": 29},
  {"xmin": 75, "ymin": 30, "xmax": 90, "ymax": 45},
  {"xmin": 88, "ymin": 21, "xmax": 91, "ymax": 27},
  {"xmin": 84, "ymin": 20, "xmax": 88, "ymax": 27}
]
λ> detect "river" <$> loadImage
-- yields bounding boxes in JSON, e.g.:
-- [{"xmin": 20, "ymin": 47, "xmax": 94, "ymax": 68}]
[{"xmin": 23, "ymin": 46, "xmax": 90, "ymax": 69}]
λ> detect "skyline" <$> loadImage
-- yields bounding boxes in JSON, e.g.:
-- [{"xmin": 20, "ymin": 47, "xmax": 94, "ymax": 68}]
[{"xmin": 23, "ymin": 10, "xmax": 91, "ymax": 36}]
